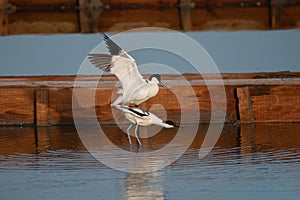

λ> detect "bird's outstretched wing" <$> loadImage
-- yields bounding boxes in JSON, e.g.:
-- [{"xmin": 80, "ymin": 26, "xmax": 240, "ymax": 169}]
[
  {"xmin": 89, "ymin": 34, "xmax": 146, "ymax": 98},
  {"xmin": 88, "ymin": 53, "xmax": 145, "ymax": 95},
  {"xmin": 103, "ymin": 33, "xmax": 134, "ymax": 61}
]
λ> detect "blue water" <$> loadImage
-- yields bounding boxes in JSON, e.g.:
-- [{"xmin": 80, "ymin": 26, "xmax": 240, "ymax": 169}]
[
  {"xmin": 1, "ymin": 124, "xmax": 300, "ymax": 200},
  {"xmin": 0, "ymin": 30, "xmax": 300, "ymax": 75}
]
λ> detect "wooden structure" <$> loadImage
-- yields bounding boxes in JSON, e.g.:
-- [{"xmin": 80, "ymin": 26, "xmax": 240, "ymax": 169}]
[
  {"xmin": 0, "ymin": 72, "xmax": 299, "ymax": 126},
  {"xmin": 1, "ymin": 0, "xmax": 300, "ymax": 35}
]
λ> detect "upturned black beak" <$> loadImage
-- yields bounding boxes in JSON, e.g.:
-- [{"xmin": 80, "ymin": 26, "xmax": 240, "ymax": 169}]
[
  {"xmin": 159, "ymin": 81, "xmax": 171, "ymax": 92},
  {"xmin": 164, "ymin": 120, "xmax": 180, "ymax": 127}
]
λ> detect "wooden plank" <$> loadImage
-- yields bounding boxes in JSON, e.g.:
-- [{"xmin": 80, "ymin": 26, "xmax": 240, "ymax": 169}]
[
  {"xmin": 1, "ymin": 72, "xmax": 300, "ymax": 83},
  {"xmin": 0, "ymin": 0, "xmax": 8, "ymax": 36},
  {"xmin": 0, "ymin": 74, "xmax": 300, "ymax": 125},
  {"xmin": 97, "ymin": 8, "xmax": 181, "ymax": 32},
  {"xmin": 269, "ymin": 0, "xmax": 282, "ymax": 29},
  {"xmin": 48, "ymin": 88, "xmax": 73, "ymax": 125},
  {"xmin": 0, "ymin": 11, "xmax": 7, "ymax": 36},
  {"xmin": 78, "ymin": 0, "xmax": 102, "ymax": 33},
  {"xmin": 236, "ymin": 87, "xmax": 253, "ymax": 123},
  {"xmin": 101, "ymin": 0, "xmax": 177, "ymax": 6},
  {"xmin": 250, "ymin": 85, "xmax": 300, "ymax": 122},
  {"xmin": 282, "ymin": 5, "xmax": 300, "ymax": 29},
  {"xmin": 193, "ymin": 6, "xmax": 268, "ymax": 30},
  {"xmin": 8, "ymin": 11, "xmax": 79, "ymax": 35},
  {"xmin": 35, "ymin": 89, "xmax": 49, "ymax": 126},
  {"xmin": 179, "ymin": 0, "xmax": 193, "ymax": 31},
  {"xmin": 0, "ymin": 89, "xmax": 35, "ymax": 125},
  {"xmin": 8, "ymin": 0, "xmax": 76, "ymax": 6}
]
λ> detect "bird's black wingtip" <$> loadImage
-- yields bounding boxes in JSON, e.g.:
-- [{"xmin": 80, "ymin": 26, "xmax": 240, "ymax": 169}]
[{"xmin": 103, "ymin": 33, "xmax": 109, "ymax": 40}]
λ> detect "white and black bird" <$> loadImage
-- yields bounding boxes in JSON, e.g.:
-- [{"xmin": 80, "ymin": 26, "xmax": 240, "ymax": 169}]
[
  {"xmin": 117, "ymin": 105, "xmax": 178, "ymax": 146},
  {"xmin": 88, "ymin": 34, "xmax": 168, "ymax": 107}
]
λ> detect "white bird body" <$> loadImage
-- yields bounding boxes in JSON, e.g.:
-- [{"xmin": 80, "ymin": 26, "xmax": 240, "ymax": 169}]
[
  {"xmin": 117, "ymin": 106, "xmax": 178, "ymax": 145},
  {"xmin": 114, "ymin": 79, "xmax": 160, "ymax": 106},
  {"xmin": 121, "ymin": 106, "xmax": 173, "ymax": 128},
  {"xmin": 88, "ymin": 34, "xmax": 165, "ymax": 107}
]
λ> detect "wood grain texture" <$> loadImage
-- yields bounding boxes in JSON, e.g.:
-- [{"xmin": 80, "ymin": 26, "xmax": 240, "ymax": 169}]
[
  {"xmin": 0, "ymin": 12, "xmax": 7, "ymax": 36},
  {"xmin": 97, "ymin": 8, "xmax": 180, "ymax": 32},
  {"xmin": 8, "ymin": 11, "xmax": 79, "ymax": 35},
  {"xmin": 0, "ymin": 89, "xmax": 35, "ymax": 125},
  {"xmin": 35, "ymin": 89, "xmax": 49, "ymax": 126},
  {"xmin": 8, "ymin": 0, "xmax": 76, "ymax": 6},
  {"xmin": 48, "ymin": 88, "xmax": 73, "ymax": 125},
  {"xmin": 250, "ymin": 85, "xmax": 300, "ymax": 122},
  {"xmin": 0, "ymin": 73, "xmax": 299, "ymax": 125},
  {"xmin": 236, "ymin": 87, "xmax": 253, "ymax": 123}
]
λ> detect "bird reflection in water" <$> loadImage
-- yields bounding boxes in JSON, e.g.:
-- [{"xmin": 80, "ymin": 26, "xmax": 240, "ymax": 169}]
[{"xmin": 122, "ymin": 170, "xmax": 165, "ymax": 200}]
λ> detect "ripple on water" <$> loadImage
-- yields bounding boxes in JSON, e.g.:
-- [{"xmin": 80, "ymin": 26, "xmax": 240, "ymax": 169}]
[{"xmin": 0, "ymin": 150, "xmax": 104, "ymax": 170}]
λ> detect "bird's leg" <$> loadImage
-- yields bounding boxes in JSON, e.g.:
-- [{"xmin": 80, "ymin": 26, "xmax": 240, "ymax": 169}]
[
  {"xmin": 126, "ymin": 124, "xmax": 133, "ymax": 145},
  {"xmin": 134, "ymin": 124, "xmax": 142, "ymax": 146}
]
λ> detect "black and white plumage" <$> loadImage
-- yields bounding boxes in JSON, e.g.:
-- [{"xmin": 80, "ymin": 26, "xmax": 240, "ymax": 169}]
[
  {"xmin": 88, "ymin": 34, "xmax": 167, "ymax": 107},
  {"xmin": 117, "ymin": 106, "xmax": 178, "ymax": 145}
]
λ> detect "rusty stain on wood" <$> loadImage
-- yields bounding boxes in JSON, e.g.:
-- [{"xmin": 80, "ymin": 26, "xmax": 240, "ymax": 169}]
[{"xmin": 236, "ymin": 87, "xmax": 254, "ymax": 123}]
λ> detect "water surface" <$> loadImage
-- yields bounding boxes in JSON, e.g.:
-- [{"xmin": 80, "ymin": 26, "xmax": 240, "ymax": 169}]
[{"xmin": 0, "ymin": 124, "xmax": 300, "ymax": 200}]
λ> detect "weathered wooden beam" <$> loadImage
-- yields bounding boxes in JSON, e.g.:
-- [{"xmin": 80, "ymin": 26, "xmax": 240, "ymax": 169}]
[
  {"xmin": 179, "ymin": 0, "xmax": 193, "ymax": 31},
  {"xmin": 269, "ymin": 0, "xmax": 282, "ymax": 29},
  {"xmin": 250, "ymin": 85, "xmax": 300, "ymax": 123},
  {"xmin": 0, "ymin": 0, "xmax": 7, "ymax": 36},
  {"xmin": 0, "ymin": 89, "xmax": 35, "ymax": 126},
  {"xmin": 1, "ymin": 74, "xmax": 300, "ymax": 126},
  {"xmin": 236, "ymin": 87, "xmax": 254, "ymax": 123},
  {"xmin": 78, "ymin": 0, "xmax": 103, "ymax": 33},
  {"xmin": 35, "ymin": 89, "xmax": 49, "ymax": 126},
  {"xmin": 8, "ymin": 0, "xmax": 76, "ymax": 7},
  {"xmin": 0, "ymin": 12, "xmax": 7, "ymax": 36}
]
